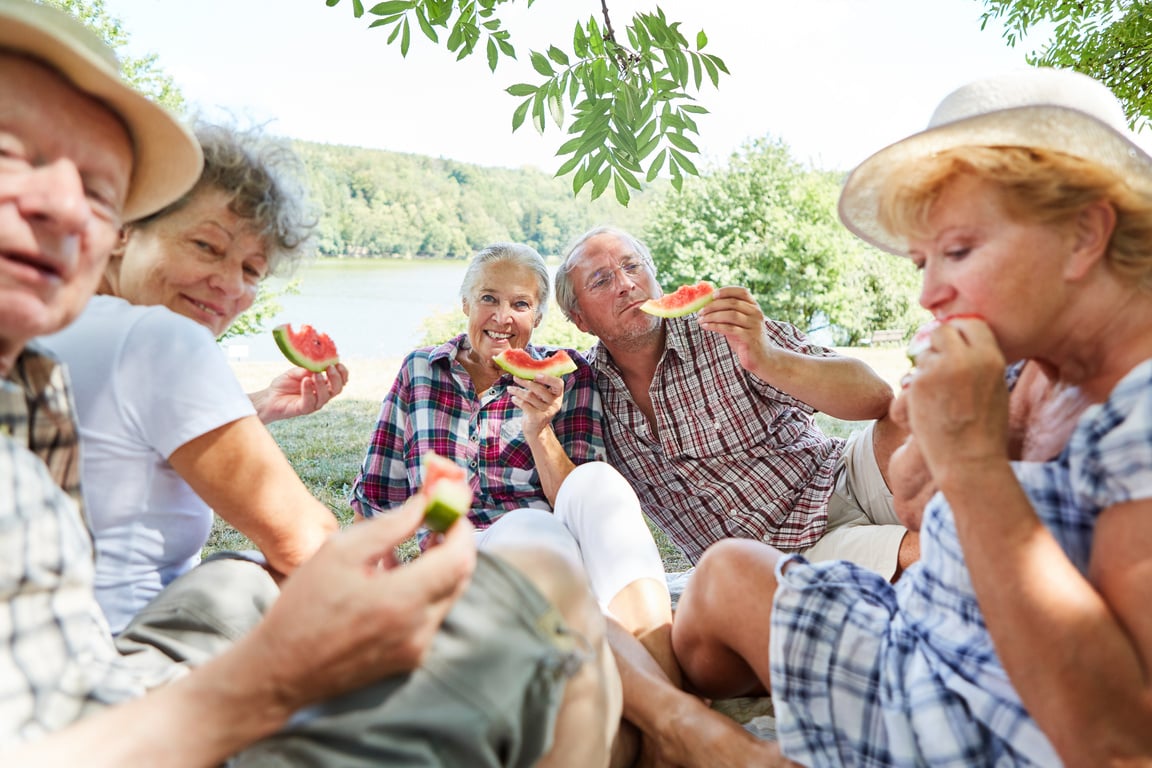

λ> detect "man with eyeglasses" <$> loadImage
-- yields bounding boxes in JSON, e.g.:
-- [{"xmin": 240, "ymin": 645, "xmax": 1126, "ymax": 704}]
[{"xmin": 554, "ymin": 226, "xmax": 919, "ymax": 581}]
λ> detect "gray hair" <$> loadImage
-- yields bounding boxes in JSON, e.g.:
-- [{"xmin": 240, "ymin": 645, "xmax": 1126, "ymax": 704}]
[
  {"xmin": 130, "ymin": 121, "xmax": 317, "ymax": 277},
  {"xmin": 460, "ymin": 242, "xmax": 550, "ymax": 322},
  {"xmin": 555, "ymin": 225, "xmax": 654, "ymax": 321}
]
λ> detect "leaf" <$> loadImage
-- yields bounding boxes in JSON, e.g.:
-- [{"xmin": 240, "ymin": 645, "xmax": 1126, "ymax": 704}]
[
  {"xmin": 368, "ymin": 0, "xmax": 412, "ymax": 14},
  {"xmin": 385, "ymin": 19, "xmax": 402, "ymax": 42},
  {"xmin": 666, "ymin": 132, "xmax": 699, "ymax": 154},
  {"xmin": 613, "ymin": 173, "xmax": 632, "ymax": 206},
  {"xmin": 646, "ymin": 148, "xmax": 667, "ymax": 181},
  {"xmin": 487, "ymin": 38, "xmax": 498, "ymax": 71},
  {"xmin": 497, "ymin": 37, "xmax": 515, "ymax": 57},
  {"xmin": 548, "ymin": 87, "xmax": 565, "ymax": 126},
  {"xmin": 696, "ymin": 30, "xmax": 708, "ymax": 49},
  {"xmin": 573, "ymin": 21, "xmax": 589, "ymax": 58},
  {"xmin": 592, "ymin": 167, "xmax": 612, "ymax": 199},
  {"xmin": 506, "ymin": 82, "xmax": 538, "ymax": 97},
  {"xmin": 555, "ymin": 153, "xmax": 583, "ymax": 177},
  {"xmin": 400, "ymin": 16, "xmax": 411, "ymax": 56},
  {"xmin": 669, "ymin": 147, "xmax": 698, "ymax": 176},
  {"xmin": 352, "ymin": 0, "xmax": 364, "ymax": 16},
  {"xmin": 556, "ymin": 135, "xmax": 585, "ymax": 155},
  {"xmin": 547, "ymin": 45, "xmax": 570, "ymax": 66},
  {"xmin": 530, "ymin": 50, "xmax": 555, "ymax": 76},
  {"xmin": 326, "ymin": 0, "xmax": 340, "ymax": 7},
  {"xmin": 511, "ymin": 97, "xmax": 532, "ymax": 132}
]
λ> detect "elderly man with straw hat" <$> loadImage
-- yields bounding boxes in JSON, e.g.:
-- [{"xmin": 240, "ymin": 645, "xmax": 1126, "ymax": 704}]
[
  {"xmin": 668, "ymin": 67, "xmax": 1152, "ymax": 767},
  {"xmin": 0, "ymin": 2, "xmax": 622, "ymax": 765}
]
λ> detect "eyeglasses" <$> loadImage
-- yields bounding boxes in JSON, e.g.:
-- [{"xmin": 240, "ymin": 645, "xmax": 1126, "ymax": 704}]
[{"xmin": 584, "ymin": 258, "xmax": 651, "ymax": 295}]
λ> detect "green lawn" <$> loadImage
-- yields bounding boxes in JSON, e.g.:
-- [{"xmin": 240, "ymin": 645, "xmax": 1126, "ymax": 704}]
[{"xmin": 207, "ymin": 401, "xmax": 860, "ymax": 572}]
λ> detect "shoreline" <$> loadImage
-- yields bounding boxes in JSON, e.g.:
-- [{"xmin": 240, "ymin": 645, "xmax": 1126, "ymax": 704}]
[{"xmin": 230, "ymin": 347, "xmax": 911, "ymax": 405}]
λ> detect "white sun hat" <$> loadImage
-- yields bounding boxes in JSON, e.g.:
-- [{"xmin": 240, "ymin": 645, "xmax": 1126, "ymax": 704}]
[
  {"xmin": 838, "ymin": 67, "xmax": 1152, "ymax": 256},
  {"xmin": 0, "ymin": 0, "xmax": 202, "ymax": 220}
]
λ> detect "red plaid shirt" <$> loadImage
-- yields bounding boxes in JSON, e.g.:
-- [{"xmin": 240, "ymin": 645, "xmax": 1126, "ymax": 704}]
[{"xmin": 589, "ymin": 316, "xmax": 845, "ymax": 563}]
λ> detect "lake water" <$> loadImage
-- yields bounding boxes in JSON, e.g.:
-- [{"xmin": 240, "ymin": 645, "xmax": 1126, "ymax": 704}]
[{"xmin": 224, "ymin": 259, "xmax": 472, "ymax": 362}]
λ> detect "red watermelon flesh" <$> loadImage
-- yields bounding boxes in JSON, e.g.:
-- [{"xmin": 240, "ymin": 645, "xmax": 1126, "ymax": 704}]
[
  {"xmin": 421, "ymin": 451, "xmax": 472, "ymax": 532},
  {"xmin": 639, "ymin": 281, "xmax": 716, "ymax": 318},
  {"xmin": 272, "ymin": 323, "xmax": 340, "ymax": 373},
  {"xmin": 492, "ymin": 348, "xmax": 578, "ymax": 380}
]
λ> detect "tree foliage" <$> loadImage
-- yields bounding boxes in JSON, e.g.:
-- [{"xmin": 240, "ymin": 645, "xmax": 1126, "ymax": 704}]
[
  {"xmin": 295, "ymin": 139, "xmax": 654, "ymax": 259},
  {"xmin": 644, "ymin": 138, "xmax": 926, "ymax": 345},
  {"xmin": 980, "ymin": 0, "xmax": 1152, "ymax": 131},
  {"xmin": 323, "ymin": 0, "xmax": 727, "ymax": 205}
]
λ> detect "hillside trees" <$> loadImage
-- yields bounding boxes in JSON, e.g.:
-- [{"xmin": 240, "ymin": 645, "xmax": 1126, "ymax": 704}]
[
  {"xmin": 980, "ymin": 1, "xmax": 1152, "ymax": 130},
  {"xmin": 644, "ymin": 138, "xmax": 926, "ymax": 344}
]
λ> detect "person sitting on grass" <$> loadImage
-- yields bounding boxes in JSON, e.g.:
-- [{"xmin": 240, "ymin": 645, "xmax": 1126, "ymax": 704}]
[
  {"xmin": 670, "ymin": 67, "xmax": 1152, "ymax": 767},
  {"xmin": 0, "ymin": 4, "xmax": 620, "ymax": 765},
  {"xmin": 39, "ymin": 122, "xmax": 344, "ymax": 632}
]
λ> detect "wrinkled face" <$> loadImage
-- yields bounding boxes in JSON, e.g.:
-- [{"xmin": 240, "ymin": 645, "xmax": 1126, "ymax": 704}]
[
  {"xmin": 115, "ymin": 186, "xmax": 268, "ymax": 337},
  {"xmin": 462, "ymin": 259, "xmax": 541, "ymax": 362},
  {"xmin": 566, "ymin": 232, "xmax": 662, "ymax": 346},
  {"xmin": 907, "ymin": 173, "xmax": 1072, "ymax": 362},
  {"xmin": 0, "ymin": 55, "xmax": 133, "ymax": 366}
]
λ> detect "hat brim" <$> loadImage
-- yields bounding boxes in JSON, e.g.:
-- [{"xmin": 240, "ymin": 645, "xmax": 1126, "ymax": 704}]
[
  {"xmin": 838, "ymin": 104, "xmax": 1152, "ymax": 256},
  {"xmin": 0, "ymin": 2, "xmax": 202, "ymax": 220}
]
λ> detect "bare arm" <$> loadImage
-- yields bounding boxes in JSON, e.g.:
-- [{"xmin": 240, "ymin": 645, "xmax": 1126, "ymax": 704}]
[
  {"xmin": 249, "ymin": 363, "xmax": 349, "ymax": 424},
  {"xmin": 509, "ymin": 373, "xmax": 573, "ymax": 505},
  {"xmin": 3, "ymin": 500, "xmax": 477, "ymax": 767},
  {"xmin": 906, "ymin": 318, "xmax": 1152, "ymax": 766},
  {"xmin": 169, "ymin": 415, "xmax": 338, "ymax": 575},
  {"xmin": 698, "ymin": 287, "xmax": 892, "ymax": 421}
]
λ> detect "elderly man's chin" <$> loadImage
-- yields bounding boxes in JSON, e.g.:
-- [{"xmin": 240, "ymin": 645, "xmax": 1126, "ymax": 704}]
[{"xmin": 1, "ymin": 276, "xmax": 100, "ymax": 345}]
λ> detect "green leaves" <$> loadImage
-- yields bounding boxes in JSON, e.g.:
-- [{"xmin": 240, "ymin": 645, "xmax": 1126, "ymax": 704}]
[
  {"xmin": 506, "ymin": 10, "xmax": 728, "ymax": 205},
  {"xmin": 323, "ymin": 1, "xmax": 729, "ymax": 205}
]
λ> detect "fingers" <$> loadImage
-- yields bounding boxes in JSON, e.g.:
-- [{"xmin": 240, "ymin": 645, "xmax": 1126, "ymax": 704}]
[{"xmin": 337, "ymin": 497, "xmax": 427, "ymax": 564}]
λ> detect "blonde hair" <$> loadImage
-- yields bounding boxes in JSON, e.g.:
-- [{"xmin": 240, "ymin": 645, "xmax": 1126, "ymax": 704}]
[{"xmin": 876, "ymin": 146, "xmax": 1152, "ymax": 287}]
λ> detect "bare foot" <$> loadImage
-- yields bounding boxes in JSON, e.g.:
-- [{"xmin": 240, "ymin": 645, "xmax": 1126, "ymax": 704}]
[{"xmin": 640, "ymin": 698, "xmax": 783, "ymax": 768}]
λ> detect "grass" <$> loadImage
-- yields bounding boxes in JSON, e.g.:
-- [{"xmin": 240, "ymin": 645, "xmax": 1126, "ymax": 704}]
[{"xmin": 207, "ymin": 399, "xmax": 862, "ymax": 572}]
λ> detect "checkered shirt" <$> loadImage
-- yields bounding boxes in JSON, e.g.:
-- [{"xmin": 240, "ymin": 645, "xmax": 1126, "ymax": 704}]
[
  {"xmin": 589, "ymin": 316, "xmax": 844, "ymax": 563},
  {"xmin": 0, "ymin": 349, "xmax": 171, "ymax": 746},
  {"xmin": 350, "ymin": 335, "xmax": 606, "ymax": 536},
  {"xmin": 768, "ymin": 358, "xmax": 1152, "ymax": 766}
]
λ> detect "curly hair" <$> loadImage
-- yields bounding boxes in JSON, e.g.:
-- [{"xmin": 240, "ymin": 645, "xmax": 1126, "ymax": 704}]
[
  {"xmin": 876, "ymin": 146, "xmax": 1152, "ymax": 289},
  {"xmin": 131, "ymin": 121, "xmax": 317, "ymax": 276}
]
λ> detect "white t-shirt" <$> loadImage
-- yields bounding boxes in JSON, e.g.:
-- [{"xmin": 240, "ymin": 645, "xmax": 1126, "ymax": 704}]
[{"xmin": 40, "ymin": 296, "xmax": 256, "ymax": 633}]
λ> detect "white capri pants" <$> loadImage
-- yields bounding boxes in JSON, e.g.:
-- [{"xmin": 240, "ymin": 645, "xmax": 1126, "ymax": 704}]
[{"xmin": 476, "ymin": 462, "xmax": 667, "ymax": 611}]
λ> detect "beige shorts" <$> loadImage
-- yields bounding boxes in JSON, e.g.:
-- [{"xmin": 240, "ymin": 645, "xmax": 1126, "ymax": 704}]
[{"xmin": 799, "ymin": 423, "xmax": 907, "ymax": 580}]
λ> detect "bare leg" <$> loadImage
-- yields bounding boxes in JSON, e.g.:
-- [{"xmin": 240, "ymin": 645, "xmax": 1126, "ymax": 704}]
[
  {"xmin": 872, "ymin": 412, "xmax": 909, "ymax": 491},
  {"xmin": 606, "ymin": 619, "xmax": 781, "ymax": 768},
  {"xmin": 608, "ymin": 576, "xmax": 681, "ymax": 688},
  {"xmin": 672, "ymin": 539, "xmax": 782, "ymax": 698},
  {"xmin": 488, "ymin": 544, "xmax": 622, "ymax": 768}
]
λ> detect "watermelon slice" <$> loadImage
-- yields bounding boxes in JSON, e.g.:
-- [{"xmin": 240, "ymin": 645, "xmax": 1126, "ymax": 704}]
[
  {"xmin": 272, "ymin": 323, "xmax": 340, "ymax": 373},
  {"xmin": 421, "ymin": 451, "xmax": 472, "ymax": 533},
  {"xmin": 639, "ymin": 281, "xmax": 716, "ymax": 318},
  {"xmin": 492, "ymin": 348, "xmax": 578, "ymax": 380},
  {"xmin": 906, "ymin": 314, "xmax": 984, "ymax": 364}
]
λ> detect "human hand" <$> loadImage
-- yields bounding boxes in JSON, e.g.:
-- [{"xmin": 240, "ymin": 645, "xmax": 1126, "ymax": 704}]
[
  {"xmin": 509, "ymin": 373, "xmax": 565, "ymax": 439},
  {"xmin": 252, "ymin": 363, "xmax": 349, "ymax": 424},
  {"xmin": 900, "ymin": 316, "xmax": 1010, "ymax": 483},
  {"xmin": 698, "ymin": 286, "xmax": 774, "ymax": 373},
  {"xmin": 243, "ymin": 495, "xmax": 476, "ymax": 711}
]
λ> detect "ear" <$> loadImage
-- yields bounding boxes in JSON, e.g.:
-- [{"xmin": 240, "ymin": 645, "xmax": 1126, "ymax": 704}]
[
  {"xmin": 100, "ymin": 227, "xmax": 131, "ymax": 295},
  {"xmin": 1064, "ymin": 199, "xmax": 1116, "ymax": 282},
  {"xmin": 569, "ymin": 306, "xmax": 591, "ymax": 334},
  {"xmin": 461, "ymin": 297, "xmax": 470, "ymax": 316}
]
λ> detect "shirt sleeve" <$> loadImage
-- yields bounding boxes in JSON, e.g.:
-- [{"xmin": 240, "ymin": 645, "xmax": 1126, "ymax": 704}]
[
  {"xmin": 552, "ymin": 351, "xmax": 607, "ymax": 465},
  {"xmin": 350, "ymin": 353, "xmax": 418, "ymax": 517}
]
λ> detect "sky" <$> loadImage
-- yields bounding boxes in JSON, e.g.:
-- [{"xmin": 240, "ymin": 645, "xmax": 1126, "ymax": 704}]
[{"xmin": 98, "ymin": 0, "xmax": 1059, "ymax": 174}]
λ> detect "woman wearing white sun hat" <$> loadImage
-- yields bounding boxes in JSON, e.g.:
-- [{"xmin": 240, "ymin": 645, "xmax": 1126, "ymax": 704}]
[{"xmin": 669, "ymin": 67, "xmax": 1152, "ymax": 767}]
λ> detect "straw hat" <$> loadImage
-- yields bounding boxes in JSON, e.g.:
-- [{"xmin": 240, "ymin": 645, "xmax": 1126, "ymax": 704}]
[
  {"xmin": 0, "ymin": 0, "xmax": 202, "ymax": 220},
  {"xmin": 839, "ymin": 68, "xmax": 1152, "ymax": 256}
]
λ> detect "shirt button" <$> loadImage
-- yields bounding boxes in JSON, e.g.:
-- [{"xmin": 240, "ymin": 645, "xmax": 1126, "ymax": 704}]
[
  {"xmin": 469, "ymin": 433, "xmax": 478, "ymax": 442},
  {"xmin": 727, "ymin": 509, "xmax": 740, "ymax": 518},
  {"xmin": 470, "ymin": 460, "xmax": 478, "ymax": 468}
]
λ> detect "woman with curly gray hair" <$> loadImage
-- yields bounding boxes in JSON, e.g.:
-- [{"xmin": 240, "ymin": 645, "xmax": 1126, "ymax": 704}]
[{"xmin": 40, "ymin": 123, "xmax": 340, "ymax": 634}]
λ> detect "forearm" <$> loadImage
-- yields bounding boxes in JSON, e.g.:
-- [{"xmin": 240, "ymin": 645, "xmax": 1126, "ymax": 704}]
[
  {"xmin": 941, "ymin": 462, "xmax": 1152, "ymax": 763},
  {"xmin": 751, "ymin": 349, "xmax": 892, "ymax": 420},
  {"xmin": 4, "ymin": 642, "xmax": 292, "ymax": 767},
  {"xmin": 524, "ymin": 425, "xmax": 576, "ymax": 505},
  {"xmin": 248, "ymin": 387, "xmax": 276, "ymax": 423}
]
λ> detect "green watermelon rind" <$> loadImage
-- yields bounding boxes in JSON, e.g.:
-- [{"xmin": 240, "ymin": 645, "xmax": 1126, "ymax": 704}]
[
  {"xmin": 421, "ymin": 452, "xmax": 472, "ymax": 532},
  {"xmin": 492, "ymin": 349, "xmax": 578, "ymax": 380},
  {"xmin": 272, "ymin": 324, "xmax": 340, "ymax": 373},
  {"xmin": 639, "ymin": 281, "xmax": 716, "ymax": 318}
]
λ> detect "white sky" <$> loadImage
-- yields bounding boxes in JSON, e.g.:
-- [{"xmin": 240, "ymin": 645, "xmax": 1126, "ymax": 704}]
[{"xmin": 100, "ymin": 0, "xmax": 1056, "ymax": 174}]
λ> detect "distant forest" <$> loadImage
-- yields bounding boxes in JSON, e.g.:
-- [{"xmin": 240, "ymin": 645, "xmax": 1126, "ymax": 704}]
[{"xmin": 293, "ymin": 140, "xmax": 657, "ymax": 261}]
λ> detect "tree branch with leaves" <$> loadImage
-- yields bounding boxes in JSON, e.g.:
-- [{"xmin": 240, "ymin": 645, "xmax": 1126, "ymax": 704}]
[{"xmin": 324, "ymin": 0, "xmax": 728, "ymax": 205}]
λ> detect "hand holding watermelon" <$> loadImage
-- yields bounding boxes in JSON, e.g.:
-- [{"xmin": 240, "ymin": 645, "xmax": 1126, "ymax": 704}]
[
  {"xmin": 273, "ymin": 323, "xmax": 341, "ymax": 373},
  {"xmin": 639, "ymin": 280, "xmax": 716, "ymax": 318},
  {"xmin": 420, "ymin": 451, "xmax": 473, "ymax": 533}
]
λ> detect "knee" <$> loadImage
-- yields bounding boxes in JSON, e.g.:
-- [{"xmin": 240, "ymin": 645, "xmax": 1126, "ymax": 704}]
[
  {"xmin": 681, "ymin": 539, "xmax": 772, "ymax": 623},
  {"xmin": 556, "ymin": 462, "xmax": 640, "ymax": 520}
]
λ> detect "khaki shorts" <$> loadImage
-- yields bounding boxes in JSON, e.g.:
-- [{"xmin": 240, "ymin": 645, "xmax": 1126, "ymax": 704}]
[
  {"xmin": 799, "ymin": 423, "xmax": 907, "ymax": 580},
  {"xmin": 118, "ymin": 552, "xmax": 582, "ymax": 768}
]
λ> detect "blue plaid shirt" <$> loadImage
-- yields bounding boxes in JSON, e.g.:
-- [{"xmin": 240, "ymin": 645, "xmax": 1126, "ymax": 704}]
[
  {"xmin": 769, "ymin": 358, "xmax": 1152, "ymax": 766},
  {"xmin": 350, "ymin": 335, "xmax": 606, "ymax": 538}
]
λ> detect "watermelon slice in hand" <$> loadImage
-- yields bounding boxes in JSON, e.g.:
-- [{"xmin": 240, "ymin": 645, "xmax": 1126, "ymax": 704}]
[
  {"xmin": 906, "ymin": 314, "xmax": 985, "ymax": 365},
  {"xmin": 492, "ymin": 348, "xmax": 578, "ymax": 380},
  {"xmin": 272, "ymin": 323, "xmax": 340, "ymax": 373},
  {"xmin": 421, "ymin": 451, "xmax": 472, "ymax": 533},
  {"xmin": 639, "ymin": 281, "xmax": 716, "ymax": 318}
]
